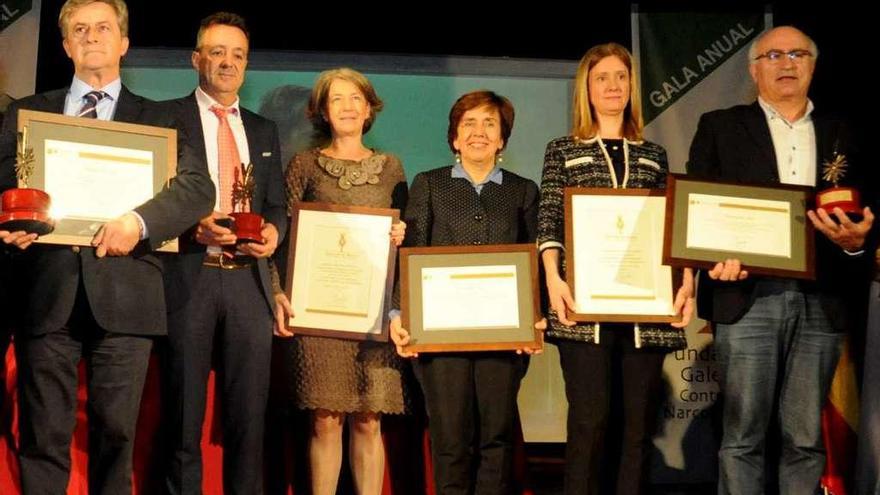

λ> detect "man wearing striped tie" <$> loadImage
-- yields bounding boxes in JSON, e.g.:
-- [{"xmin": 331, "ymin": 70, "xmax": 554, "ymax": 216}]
[
  {"xmin": 0, "ymin": 1, "xmax": 214, "ymax": 493},
  {"xmin": 158, "ymin": 12, "xmax": 286, "ymax": 495}
]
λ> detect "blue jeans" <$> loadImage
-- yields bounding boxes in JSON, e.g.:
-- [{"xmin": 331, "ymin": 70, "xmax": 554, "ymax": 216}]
[{"xmin": 715, "ymin": 280, "xmax": 843, "ymax": 495}]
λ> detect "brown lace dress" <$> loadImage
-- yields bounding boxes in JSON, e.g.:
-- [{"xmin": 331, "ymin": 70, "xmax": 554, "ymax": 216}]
[{"xmin": 284, "ymin": 148, "xmax": 409, "ymax": 413}]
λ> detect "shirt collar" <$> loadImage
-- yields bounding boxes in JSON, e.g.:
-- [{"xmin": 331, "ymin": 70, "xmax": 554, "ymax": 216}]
[
  {"xmin": 69, "ymin": 76, "xmax": 121, "ymax": 103},
  {"xmin": 195, "ymin": 86, "xmax": 240, "ymax": 115},
  {"xmin": 758, "ymin": 96, "xmax": 814, "ymax": 126},
  {"xmin": 451, "ymin": 161, "xmax": 503, "ymax": 187}
]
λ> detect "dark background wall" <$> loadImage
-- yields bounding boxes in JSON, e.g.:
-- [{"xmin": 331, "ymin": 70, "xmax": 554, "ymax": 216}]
[{"xmin": 34, "ymin": 1, "xmax": 868, "ymax": 146}]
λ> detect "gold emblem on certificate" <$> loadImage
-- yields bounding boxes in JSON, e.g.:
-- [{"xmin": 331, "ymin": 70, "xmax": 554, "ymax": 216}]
[{"xmin": 284, "ymin": 202, "xmax": 398, "ymax": 341}]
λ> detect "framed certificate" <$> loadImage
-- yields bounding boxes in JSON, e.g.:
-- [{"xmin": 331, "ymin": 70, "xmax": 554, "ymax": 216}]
[
  {"xmin": 662, "ymin": 174, "xmax": 815, "ymax": 280},
  {"xmin": 284, "ymin": 202, "xmax": 398, "ymax": 341},
  {"xmin": 400, "ymin": 244, "xmax": 542, "ymax": 353},
  {"xmin": 564, "ymin": 188, "xmax": 680, "ymax": 323},
  {"xmin": 17, "ymin": 109, "xmax": 179, "ymax": 252}
]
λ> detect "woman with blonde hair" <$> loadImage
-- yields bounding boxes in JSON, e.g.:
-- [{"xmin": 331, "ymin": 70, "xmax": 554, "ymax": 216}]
[{"xmin": 537, "ymin": 43, "xmax": 694, "ymax": 494}]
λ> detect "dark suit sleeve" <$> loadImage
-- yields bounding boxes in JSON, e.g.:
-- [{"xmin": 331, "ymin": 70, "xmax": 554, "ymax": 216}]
[
  {"xmin": 402, "ymin": 172, "xmax": 431, "ymax": 248},
  {"xmin": 389, "ymin": 156, "xmax": 408, "ymax": 216},
  {"xmin": 260, "ymin": 123, "xmax": 288, "ymax": 294},
  {"xmin": 520, "ymin": 179, "xmax": 539, "ymax": 244},
  {"xmin": 386, "ymin": 158, "xmax": 409, "ymax": 312},
  {"xmin": 686, "ymin": 112, "xmax": 725, "ymax": 322},
  {"xmin": 0, "ymin": 100, "xmax": 20, "ymax": 193},
  {"xmin": 262, "ymin": 122, "xmax": 287, "ymax": 241},
  {"xmin": 685, "ymin": 111, "xmax": 754, "ymax": 323},
  {"xmin": 839, "ymin": 121, "xmax": 877, "ymax": 255},
  {"xmin": 686, "ymin": 113, "xmax": 720, "ymax": 179},
  {"xmin": 520, "ymin": 177, "xmax": 546, "ymax": 313},
  {"xmin": 134, "ymin": 114, "xmax": 215, "ymax": 249}
]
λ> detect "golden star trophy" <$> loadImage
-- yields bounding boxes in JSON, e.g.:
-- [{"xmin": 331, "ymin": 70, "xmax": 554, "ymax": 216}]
[
  {"xmin": 0, "ymin": 126, "xmax": 54, "ymax": 234},
  {"xmin": 816, "ymin": 150, "xmax": 861, "ymax": 219},
  {"xmin": 230, "ymin": 162, "xmax": 264, "ymax": 244}
]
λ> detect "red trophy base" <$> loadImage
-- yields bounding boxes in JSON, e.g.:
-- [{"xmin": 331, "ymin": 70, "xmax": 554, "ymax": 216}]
[
  {"xmin": 0, "ymin": 188, "xmax": 54, "ymax": 235},
  {"xmin": 817, "ymin": 186, "xmax": 862, "ymax": 220},
  {"xmin": 231, "ymin": 212, "xmax": 264, "ymax": 244}
]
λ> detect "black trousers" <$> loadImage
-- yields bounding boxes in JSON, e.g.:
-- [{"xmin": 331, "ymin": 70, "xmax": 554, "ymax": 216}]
[
  {"xmin": 163, "ymin": 264, "xmax": 273, "ymax": 495},
  {"xmin": 556, "ymin": 327, "xmax": 667, "ymax": 495},
  {"xmin": 16, "ymin": 283, "xmax": 152, "ymax": 495},
  {"xmin": 0, "ymin": 250, "xmax": 13, "ymax": 442},
  {"xmin": 413, "ymin": 353, "xmax": 527, "ymax": 495}
]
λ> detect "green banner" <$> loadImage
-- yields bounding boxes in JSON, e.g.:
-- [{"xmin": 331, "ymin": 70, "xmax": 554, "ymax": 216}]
[
  {"xmin": 0, "ymin": 0, "xmax": 31, "ymax": 32},
  {"xmin": 639, "ymin": 12, "xmax": 764, "ymax": 125}
]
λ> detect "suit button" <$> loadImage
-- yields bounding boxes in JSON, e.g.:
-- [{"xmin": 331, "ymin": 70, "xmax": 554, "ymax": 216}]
[
  {"xmin": 71, "ymin": 246, "xmax": 80, "ymax": 253},
  {"xmin": 474, "ymin": 214, "xmax": 483, "ymax": 221}
]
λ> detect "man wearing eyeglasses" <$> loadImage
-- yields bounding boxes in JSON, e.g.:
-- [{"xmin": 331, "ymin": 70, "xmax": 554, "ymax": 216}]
[
  {"xmin": 0, "ymin": 1, "xmax": 214, "ymax": 493},
  {"xmin": 687, "ymin": 26, "xmax": 874, "ymax": 494}
]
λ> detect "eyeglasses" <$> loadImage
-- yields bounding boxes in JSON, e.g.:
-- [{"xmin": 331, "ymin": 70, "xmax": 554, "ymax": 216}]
[{"xmin": 754, "ymin": 49, "xmax": 814, "ymax": 63}]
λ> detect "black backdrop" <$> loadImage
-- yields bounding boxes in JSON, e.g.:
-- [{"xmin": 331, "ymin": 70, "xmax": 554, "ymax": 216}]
[{"xmin": 33, "ymin": 1, "xmax": 869, "ymax": 147}]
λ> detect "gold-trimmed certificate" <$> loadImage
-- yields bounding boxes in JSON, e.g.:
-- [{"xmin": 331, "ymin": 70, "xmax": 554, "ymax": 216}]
[
  {"xmin": 17, "ymin": 109, "xmax": 178, "ymax": 252},
  {"xmin": 304, "ymin": 224, "xmax": 373, "ymax": 318},
  {"xmin": 564, "ymin": 188, "xmax": 680, "ymax": 323},
  {"xmin": 400, "ymin": 243, "xmax": 542, "ymax": 353},
  {"xmin": 285, "ymin": 202, "xmax": 398, "ymax": 341},
  {"xmin": 662, "ymin": 174, "xmax": 814, "ymax": 280},
  {"xmin": 421, "ymin": 264, "xmax": 521, "ymax": 331}
]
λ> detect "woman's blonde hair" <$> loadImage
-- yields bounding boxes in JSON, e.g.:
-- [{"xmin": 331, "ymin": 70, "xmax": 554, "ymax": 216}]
[{"xmin": 571, "ymin": 42, "xmax": 643, "ymax": 141}]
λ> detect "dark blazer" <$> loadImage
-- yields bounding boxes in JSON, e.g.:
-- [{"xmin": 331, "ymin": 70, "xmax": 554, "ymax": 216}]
[
  {"xmin": 159, "ymin": 93, "xmax": 286, "ymax": 313},
  {"xmin": 0, "ymin": 86, "xmax": 215, "ymax": 336},
  {"xmin": 404, "ymin": 165, "xmax": 539, "ymax": 249},
  {"xmin": 401, "ymin": 164, "xmax": 541, "ymax": 328},
  {"xmin": 686, "ymin": 102, "xmax": 871, "ymax": 331}
]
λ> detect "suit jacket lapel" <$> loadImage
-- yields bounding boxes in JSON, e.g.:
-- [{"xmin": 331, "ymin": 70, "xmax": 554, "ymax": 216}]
[
  {"xmin": 43, "ymin": 89, "xmax": 67, "ymax": 114},
  {"xmin": 181, "ymin": 93, "xmax": 209, "ymax": 163},
  {"xmin": 240, "ymin": 109, "xmax": 258, "ymax": 166},
  {"xmin": 112, "ymin": 86, "xmax": 143, "ymax": 123},
  {"xmin": 812, "ymin": 115, "xmax": 839, "ymax": 188}
]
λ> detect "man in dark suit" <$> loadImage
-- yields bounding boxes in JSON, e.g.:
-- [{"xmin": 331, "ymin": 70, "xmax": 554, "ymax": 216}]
[
  {"xmin": 0, "ymin": 93, "xmax": 12, "ymax": 454},
  {"xmin": 160, "ymin": 12, "xmax": 286, "ymax": 495},
  {"xmin": 687, "ymin": 26, "xmax": 874, "ymax": 495},
  {"xmin": 0, "ymin": 1, "xmax": 214, "ymax": 493}
]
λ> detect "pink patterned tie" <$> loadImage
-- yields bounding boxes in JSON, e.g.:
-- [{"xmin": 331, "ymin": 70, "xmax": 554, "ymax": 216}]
[{"xmin": 210, "ymin": 105, "xmax": 240, "ymax": 213}]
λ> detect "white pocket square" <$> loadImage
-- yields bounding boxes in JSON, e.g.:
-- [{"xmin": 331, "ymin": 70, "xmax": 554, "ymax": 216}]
[{"xmin": 262, "ymin": 151, "xmax": 272, "ymax": 157}]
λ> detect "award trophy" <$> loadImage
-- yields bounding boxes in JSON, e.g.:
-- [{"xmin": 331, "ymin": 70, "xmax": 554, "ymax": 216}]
[
  {"xmin": 230, "ymin": 162, "xmax": 264, "ymax": 244},
  {"xmin": 816, "ymin": 150, "xmax": 861, "ymax": 219},
  {"xmin": 0, "ymin": 127, "xmax": 54, "ymax": 235}
]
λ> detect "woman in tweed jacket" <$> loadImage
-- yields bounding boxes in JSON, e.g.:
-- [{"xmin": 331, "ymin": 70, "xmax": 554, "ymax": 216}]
[{"xmin": 537, "ymin": 43, "xmax": 695, "ymax": 495}]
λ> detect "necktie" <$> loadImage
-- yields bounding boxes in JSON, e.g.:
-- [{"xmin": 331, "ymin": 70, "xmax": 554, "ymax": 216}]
[
  {"xmin": 210, "ymin": 105, "xmax": 240, "ymax": 213},
  {"xmin": 76, "ymin": 90, "xmax": 107, "ymax": 118}
]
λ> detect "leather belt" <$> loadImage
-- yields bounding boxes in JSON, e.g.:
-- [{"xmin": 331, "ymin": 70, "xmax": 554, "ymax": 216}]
[{"xmin": 202, "ymin": 253, "xmax": 253, "ymax": 270}]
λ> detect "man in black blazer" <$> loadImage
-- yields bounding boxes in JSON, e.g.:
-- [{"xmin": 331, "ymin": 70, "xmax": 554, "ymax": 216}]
[
  {"xmin": 0, "ymin": 95, "xmax": 11, "ymax": 454},
  {"xmin": 159, "ymin": 12, "xmax": 286, "ymax": 495},
  {"xmin": 0, "ymin": 1, "xmax": 214, "ymax": 493},
  {"xmin": 687, "ymin": 26, "xmax": 874, "ymax": 494}
]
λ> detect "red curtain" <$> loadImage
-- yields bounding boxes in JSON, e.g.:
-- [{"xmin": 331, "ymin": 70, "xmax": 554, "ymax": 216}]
[{"xmin": 0, "ymin": 344, "xmax": 530, "ymax": 494}]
